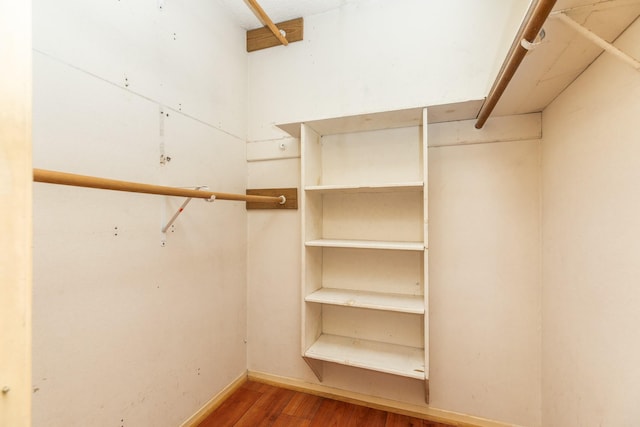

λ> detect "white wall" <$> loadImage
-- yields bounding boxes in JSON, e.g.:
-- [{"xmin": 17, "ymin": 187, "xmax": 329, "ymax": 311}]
[
  {"xmin": 246, "ymin": 2, "xmax": 542, "ymax": 424},
  {"xmin": 31, "ymin": 1, "xmax": 248, "ymax": 425},
  {"xmin": 247, "ymin": 0, "xmax": 530, "ymax": 142},
  {"xmin": 541, "ymin": 18, "xmax": 640, "ymax": 427}
]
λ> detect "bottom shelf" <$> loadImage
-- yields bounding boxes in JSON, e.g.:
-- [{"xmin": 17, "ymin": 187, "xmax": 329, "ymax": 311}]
[{"xmin": 304, "ymin": 334, "xmax": 425, "ymax": 380}]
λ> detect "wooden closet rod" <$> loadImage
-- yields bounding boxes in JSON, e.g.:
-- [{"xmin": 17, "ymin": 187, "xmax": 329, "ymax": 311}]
[
  {"xmin": 33, "ymin": 168, "xmax": 285, "ymax": 204},
  {"xmin": 246, "ymin": 0, "xmax": 289, "ymax": 46},
  {"xmin": 475, "ymin": 0, "xmax": 557, "ymax": 129}
]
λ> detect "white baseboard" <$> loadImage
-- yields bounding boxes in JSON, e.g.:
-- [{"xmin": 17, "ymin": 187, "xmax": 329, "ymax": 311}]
[
  {"xmin": 180, "ymin": 372, "xmax": 247, "ymax": 427},
  {"xmin": 247, "ymin": 370, "xmax": 517, "ymax": 427}
]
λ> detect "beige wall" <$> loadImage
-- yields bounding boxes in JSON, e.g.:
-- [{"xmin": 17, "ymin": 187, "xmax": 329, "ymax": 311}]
[
  {"xmin": 541, "ymin": 18, "xmax": 640, "ymax": 427},
  {"xmin": 31, "ymin": 1, "xmax": 248, "ymax": 425},
  {"xmin": 0, "ymin": 1, "xmax": 32, "ymax": 426},
  {"xmin": 429, "ymin": 132, "xmax": 541, "ymax": 426}
]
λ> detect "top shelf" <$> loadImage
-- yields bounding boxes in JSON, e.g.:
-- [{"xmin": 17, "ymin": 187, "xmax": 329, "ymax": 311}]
[{"xmin": 277, "ymin": 100, "xmax": 483, "ymax": 137}]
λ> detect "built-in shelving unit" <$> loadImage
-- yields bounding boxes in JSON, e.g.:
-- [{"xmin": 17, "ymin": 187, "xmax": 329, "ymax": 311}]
[{"xmin": 278, "ymin": 100, "xmax": 484, "ymax": 403}]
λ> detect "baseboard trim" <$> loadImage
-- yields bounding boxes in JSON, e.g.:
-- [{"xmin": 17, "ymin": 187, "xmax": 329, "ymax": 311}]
[
  {"xmin": 180, "ymin": 372, "xmax": 247, "ymax": 427},
  {"xmin": 247, "ymin": 371, "xmax": 516, "ymax": 427}
]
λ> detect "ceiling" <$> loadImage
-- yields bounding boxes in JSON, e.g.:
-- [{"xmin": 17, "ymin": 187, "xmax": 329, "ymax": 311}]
[
  {"xmin": 220, "ymin": 0, "xmax": 640, "ymax": 117},
  {"xmin": 218, "ymin": 0, "xmax": 354, "ymax": 30}
]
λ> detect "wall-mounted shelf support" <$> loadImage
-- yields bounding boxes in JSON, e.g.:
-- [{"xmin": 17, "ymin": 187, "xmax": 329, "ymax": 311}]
[
  {"xmin": 246, "ymin": 17, "xmax": 303, "ymax": 52},
  {"xmin": 246, "ymin": 187, "xmax": 298, "ymax": 209},
  {"xmin": 162, "ymin": 186, "xmax": 213, "ymax": 233}
]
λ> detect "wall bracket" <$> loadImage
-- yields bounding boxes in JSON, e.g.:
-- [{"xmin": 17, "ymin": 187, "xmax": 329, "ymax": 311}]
[
  {"xmin": 247, "ymin": 18, "xmax": 303, "ymax": 52},
  {"xmin": 246, "ymin": 188, "xmax": 298, "ymax": 210},
  {"xmin": 162, "ymin": 186, "xmax": 211, "ymax": 233}
]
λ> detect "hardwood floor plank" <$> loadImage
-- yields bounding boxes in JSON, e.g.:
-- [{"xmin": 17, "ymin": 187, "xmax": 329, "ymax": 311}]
[
  {"xmin": 234, "ymin": 386, "xmax": 296, "ymax": 427},
  {"xmin": 197, "ymin": 381, "xmax": 457, "ymax": 427},
  {"xmin": 308, "ymin": 399, "xmax": 356, "ymax": 427},
  {"xmin": 198, "ymin": 387, "xmax": 263, "ymax": 427},
  {"xmin": 272, "ymin": 413, "xmax": 312, "ymax": 427},
  {"xmin": 346, "ymin": 404, "xmax": 388, "ymax": 426},
  {"xmin": 282, "ymin": 392, "xmax": 323, "ymax": 420}
]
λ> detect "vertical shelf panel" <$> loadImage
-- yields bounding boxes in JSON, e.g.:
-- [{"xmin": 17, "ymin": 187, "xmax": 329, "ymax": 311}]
[{"xmin": 422, "ymin": 108, "xmax": 429, "ymax": 384}]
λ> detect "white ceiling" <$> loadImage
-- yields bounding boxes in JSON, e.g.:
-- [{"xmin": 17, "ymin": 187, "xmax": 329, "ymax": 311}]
[
  {"xmin": 219, "ymin": 0, "xmax": 640, "ymax": 116},
  {"xmin": 218, "ymin": 0, "xmax": 355, "ymax": 30}
]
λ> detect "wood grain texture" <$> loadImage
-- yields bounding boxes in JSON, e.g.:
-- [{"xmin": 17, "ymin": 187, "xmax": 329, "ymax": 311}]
[
  {"xmin": 198, "ymin": 387, "xmax": 262, "ymax": 427},
  {"xmin": 0, "ymin": 2, "xmax": 32, "ymax": 426},
  {"xmin": 248, "ymin": 371, "xmax": 510, "ymax": 426},
  {"xmin": 246, "ymin": 188, "xmax": 298, "ymax": 210},
  {"xmin": 198, "ymin": 381, "xmax": 455, "ymax": 427},
  {"xmin": 245, "ymin": 0, "xmax": 289, "ymax": 46},
  {"xmin": 247, "ymin": 18, "xmax": 303, "ymax": 52}
]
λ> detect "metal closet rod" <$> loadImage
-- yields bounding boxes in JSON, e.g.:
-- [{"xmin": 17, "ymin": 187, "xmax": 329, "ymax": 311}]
[
  {"xmin": 33, "ymin": 168, "xmax": 286, "ymax": 204},
  {"xmin": 475, "ymin": 0, "xmax": 558, "ymax": 129}
]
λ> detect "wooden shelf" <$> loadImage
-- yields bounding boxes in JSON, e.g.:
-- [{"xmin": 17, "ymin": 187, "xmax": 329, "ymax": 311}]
[
  {"xmin": 305, "ymin": 239, "xmax": 425, "ymax": 251},
  {"xmin": 305, "ymin": 182, "xmax": 423, "ymax": 194},
  {"xmin": 277, "ymin": 100, "xmax": 483, "ymax": 137},
  {"xmin": 305, "ymin": 334, "xmax": 425, "ymax": 380},
  {"xmin": 305, "ymin": 288, "xmax": 424, "ymax": 314}
]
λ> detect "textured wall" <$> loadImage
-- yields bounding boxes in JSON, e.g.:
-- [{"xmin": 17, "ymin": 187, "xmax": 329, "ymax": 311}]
[{"xmin": 31, "ymin": 1, "xmax": 248, "ymax": 425}]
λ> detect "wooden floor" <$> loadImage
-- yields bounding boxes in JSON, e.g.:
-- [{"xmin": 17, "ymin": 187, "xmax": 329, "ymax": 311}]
[{"xmin": 198, "ymin": 380, "xmax": 455, "ymax": 427}]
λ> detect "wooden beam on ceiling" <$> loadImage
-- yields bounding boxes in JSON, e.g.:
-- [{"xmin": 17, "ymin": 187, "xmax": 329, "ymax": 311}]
[{"xmin": 247, "ymin": 17, "xmax": 303, "ymax": 52}]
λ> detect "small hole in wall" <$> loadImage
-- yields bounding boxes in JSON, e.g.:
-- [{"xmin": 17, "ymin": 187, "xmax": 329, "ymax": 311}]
[{"xmin": 114, "ymin": 226, "xmax": 118, "ymax": 237}]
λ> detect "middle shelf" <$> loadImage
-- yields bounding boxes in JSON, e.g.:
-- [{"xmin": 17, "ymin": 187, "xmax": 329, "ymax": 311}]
[
  {"xmin": 305, "ymin": 288, "xmax": 424, "ymax": 314},
  {"xmin": 305, "ymin": 239, "xmax": 424, "ymax": 251}
]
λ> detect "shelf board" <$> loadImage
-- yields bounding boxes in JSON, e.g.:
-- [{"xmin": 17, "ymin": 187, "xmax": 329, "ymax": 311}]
[
  {"xmin": 305, "ymin": 239, "xmax": 425, "ymax": 251},
  {"xmin": 305, "ymin": 288, "xmax": 424, "ymax": 314},
  {"xmin": 305, "ymin": 182, "xmax": 423, "ymax": 194},
  {"xmin": 305, "ymin": 334, "xmax": 425, "ymax": 380},
  {"xmin": 277, "ymin": 100, "xmax": 483, "ymax": 137}
]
